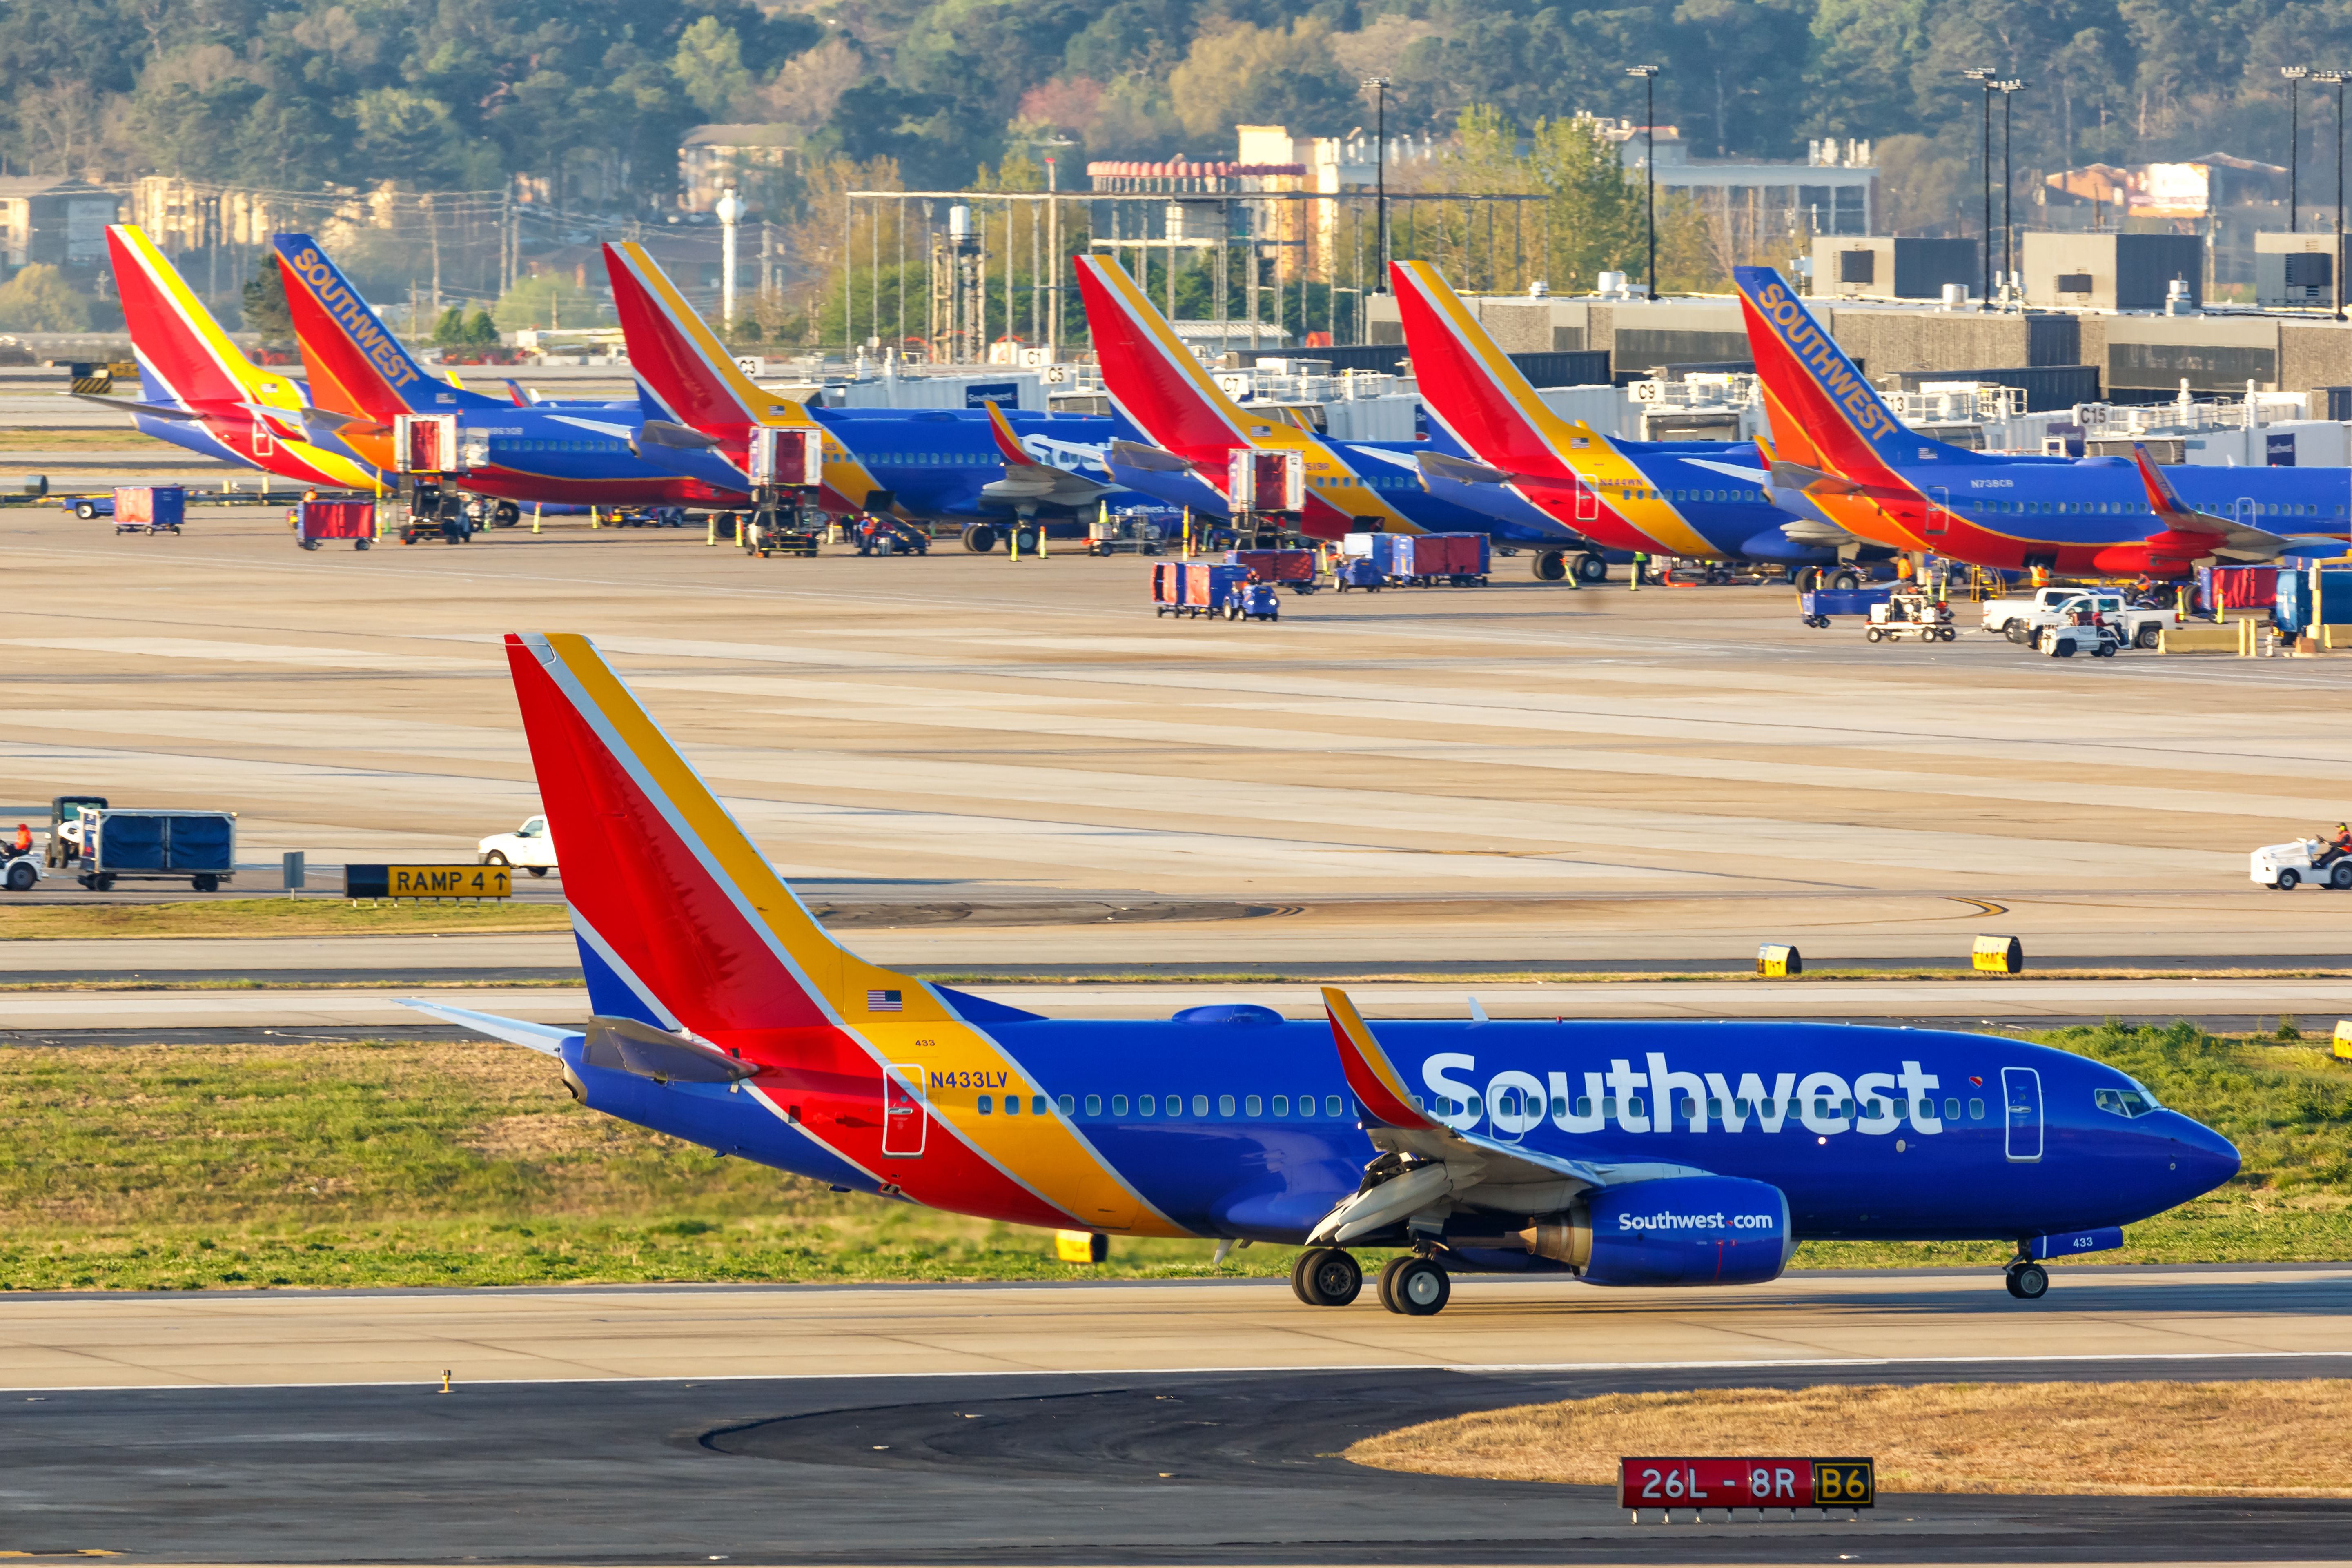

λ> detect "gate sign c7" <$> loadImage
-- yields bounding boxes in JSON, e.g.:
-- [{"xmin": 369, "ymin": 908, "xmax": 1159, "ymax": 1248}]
[{"xmin": 1619, "ymin": 1457, "xmax": 1874, "ymax": 1510}]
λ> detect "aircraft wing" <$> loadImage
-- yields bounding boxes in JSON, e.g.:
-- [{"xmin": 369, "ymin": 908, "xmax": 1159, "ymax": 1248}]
[
  {"xmin": 2124, "ymin": 442, "xmax": 2333, "ymax": 561},
  {"xmin": 1308, "ymin": 986, "xmax": 1705, "ymax": 1243}
]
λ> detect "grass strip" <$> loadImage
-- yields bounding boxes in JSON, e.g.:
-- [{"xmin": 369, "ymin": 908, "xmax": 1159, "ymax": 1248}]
[
  {"xmin": 1345, "ymin": 1380, "xmax": 2352, "ymax": 1496},
  {"xmin": 0, "ymin": 1020, "xmax": 2343, "ymax": 1291},
  {"xmin": 0, "ymin": 898, "xmax": 574, "ymax": 940}
]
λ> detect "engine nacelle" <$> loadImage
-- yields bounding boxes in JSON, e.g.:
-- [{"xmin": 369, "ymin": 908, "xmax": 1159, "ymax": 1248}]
[{"xmin": 1518, "ymin": 1176, "xmax": 1791, "ymax": 1287}]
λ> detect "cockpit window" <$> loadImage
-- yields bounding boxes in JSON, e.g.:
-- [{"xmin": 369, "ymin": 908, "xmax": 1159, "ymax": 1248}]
[{"xmin": 2094, "ymin": 1085, "xmax": 2160, "ymax": 1119}]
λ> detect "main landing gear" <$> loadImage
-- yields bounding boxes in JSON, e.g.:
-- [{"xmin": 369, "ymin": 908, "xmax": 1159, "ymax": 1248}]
[
  {"xmin": 2004, "ymin": 1257, "xmax": 2049, "ymax": 1300},
  {"xmin": 1292, "ymin": 1247, "xmax": 1456, "ymax": 1315},
  {"xmin": 1290, "ymin": 1246, "xmax": 1362, "ymax": 1306}
]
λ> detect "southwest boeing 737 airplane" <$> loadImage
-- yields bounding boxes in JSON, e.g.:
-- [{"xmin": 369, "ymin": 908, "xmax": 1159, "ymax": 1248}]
[
  {"xmin": 1073, "ymin": 253, "xmax": 1603, "ymax": 551},
  {"xmin": 273, "ymin": 234, "xmax": 756, "ymax": 513},
  {"xmin": 602, "ymin": 240, "xmax": 1127, "ymax": 543},
  {"xmin": 409, "ymin": 633, "xmax": 2239, "ymax": 1315},
  {"xmin": 103, "ymin": 225, "xmax": 384, "ymax": 492},
  {"xmin": 1732, "ymin": 265, "xmax": 2352, "ymax": 576},
  {"xmin": 1390, "ymin": 260, "xmax": 1893, "ymax": 578}
]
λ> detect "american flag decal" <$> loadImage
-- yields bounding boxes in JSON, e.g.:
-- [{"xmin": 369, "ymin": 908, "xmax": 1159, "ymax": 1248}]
[{"xmin": 867, "ymin": 989, "xmax": 902, "ymax": 1012}]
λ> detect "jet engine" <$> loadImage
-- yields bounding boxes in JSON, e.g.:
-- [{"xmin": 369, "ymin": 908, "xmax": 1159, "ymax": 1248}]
[{"xmin": 1517, "ymin": 1176, "xmax": 1792, "ymax": 1287}]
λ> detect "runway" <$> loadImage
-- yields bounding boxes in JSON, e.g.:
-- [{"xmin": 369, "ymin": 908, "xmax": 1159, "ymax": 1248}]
[
  {"xmin": 6, "ymin": 1266, "xmax": 2345, "ymax": 1389},
  {"xmin": 6, "ymin": 976, "xmax": 2348, "ymax": 1035},
  {"xmin": 7, "ymin": 1270, "xmax": 2351, "ymax": 1564}
]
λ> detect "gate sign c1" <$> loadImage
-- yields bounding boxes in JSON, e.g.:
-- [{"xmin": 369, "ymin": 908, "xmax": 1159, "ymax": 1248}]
[{"xmin": 1619, "ymin": 1457, "xmax": 1873, "ymax": 1511}]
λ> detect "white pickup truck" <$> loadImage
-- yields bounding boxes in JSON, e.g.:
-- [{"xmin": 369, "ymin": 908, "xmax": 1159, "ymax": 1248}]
[{"xmin": 1980, "ymin": 587, "xmax": 2182, "ymax": 649}]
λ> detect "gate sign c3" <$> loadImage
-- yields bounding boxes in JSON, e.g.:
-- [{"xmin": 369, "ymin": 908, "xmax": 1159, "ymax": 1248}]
[{"xmin": 343, "ymin": 864, "xmax": 512, "ymax": 899}]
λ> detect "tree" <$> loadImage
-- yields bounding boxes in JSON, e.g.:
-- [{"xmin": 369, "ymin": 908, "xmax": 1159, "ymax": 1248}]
[
  {"xmin": 432, "ymin": 305, "xmax": 469, "ymax": 346},
  {"xmin": 1165, "ymin": 19, "xmax": 1358, "ymax": 144},
  {"xmin": 464, "ymin": 308, "xmax": 500, "ymax": 346},
  {"xmin": 672, "ymin": 17, "xmax": 752, "ymax": 118},
  {"xmin": 242, "ymin": 254, "xmax": 294, "ymax": 350},
  {"xmin": 0, "ymin": 265, "xmax": 91, "ymax": 332}
]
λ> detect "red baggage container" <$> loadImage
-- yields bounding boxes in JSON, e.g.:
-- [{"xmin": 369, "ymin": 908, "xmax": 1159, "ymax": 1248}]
[
  {"xmin": 298, "ymin": 499, "xmax": 376, "ymax": 550},
  {"xmin": 1227, "ymin": 548, "xmax": 1313, "ymax": 583}
]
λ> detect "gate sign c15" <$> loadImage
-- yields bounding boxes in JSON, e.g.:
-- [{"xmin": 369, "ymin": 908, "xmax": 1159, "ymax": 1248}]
[
  {"xmin": 343, "ymin": 864, "xmax": 512, "ymax": 899},
  {"xmin": 1619, "ymin": 1457, "xmax": 1874, "ymax": 1510}
]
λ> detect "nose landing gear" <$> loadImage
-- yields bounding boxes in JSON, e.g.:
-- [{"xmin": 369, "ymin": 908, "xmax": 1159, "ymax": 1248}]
[{"xmin": 2004, "ymin": 1258, "xmax": 2049, "ymax": 1299}]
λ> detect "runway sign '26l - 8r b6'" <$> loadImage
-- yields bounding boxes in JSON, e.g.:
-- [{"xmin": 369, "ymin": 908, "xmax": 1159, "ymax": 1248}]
[
  {"xmin": 342, "ymin": 864, "xmax": 512, "ymax": 899},
  {"xmin": 1619, "ymin": 1457, "xmax": 1874, "ymax": 1511}
]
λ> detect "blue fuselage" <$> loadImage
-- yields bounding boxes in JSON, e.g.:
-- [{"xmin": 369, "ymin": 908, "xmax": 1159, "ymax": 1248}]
[{"xmin": 561, "ymin": 1016, "xmax": 2236, "ymax": 1249}]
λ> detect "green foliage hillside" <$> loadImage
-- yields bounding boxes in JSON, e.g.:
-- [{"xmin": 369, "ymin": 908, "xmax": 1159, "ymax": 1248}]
[{"xmin": 2, "ymin": 2, "xmax": 2334, "ymax": 214}]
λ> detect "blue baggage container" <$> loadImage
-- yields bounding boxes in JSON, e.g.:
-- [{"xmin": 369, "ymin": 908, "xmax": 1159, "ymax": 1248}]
[
  {"xmin": 1334, "ymin": 559, "xmax": 1385, "ymax": 592},
  {"xmin": 1801, "ymin": 586, "xmax": 1894, "ymax": 620}
]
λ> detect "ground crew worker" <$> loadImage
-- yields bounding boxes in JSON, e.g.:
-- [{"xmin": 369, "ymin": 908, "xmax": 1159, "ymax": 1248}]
[
  {"xmin": 2319, "ymin": 823, "xmax": 2352, "ymax": 869},
  {"xmin": 1630, "ymin": 551, "xmax": 1646, "ymax": 592},
  {"xmin": 11, "ymin": 822, "xmax": 30, "ymax": 857},
  {"xmin": 1895, "ymin": 555, "xmax": 1915, "ymax": 582}
]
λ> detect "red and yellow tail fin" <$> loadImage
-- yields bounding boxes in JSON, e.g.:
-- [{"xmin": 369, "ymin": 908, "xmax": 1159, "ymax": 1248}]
[
  {"xmin": 1390, "ymin": 259, "xmax": 1592, "ymax": 476},
  {"xmin": 604, "ymin": 241, "xmax": 812, "ymax": 437},
  {"xmin": 107, "ymin": 225, "xmax": 253, "ymax": 409},
  {"xmin": 1320, "ymin": 986, "xmax": 1442, "ymax": 1131},
  {"xmin": 1071, "ymin": 254, "xmax": 1320, "ymax": 469}
]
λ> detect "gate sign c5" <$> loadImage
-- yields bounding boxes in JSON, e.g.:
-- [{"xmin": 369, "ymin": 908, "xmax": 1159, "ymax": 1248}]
[{"xmin": 344, "ymin": 864, "xmax": 512, "ymax": 899}]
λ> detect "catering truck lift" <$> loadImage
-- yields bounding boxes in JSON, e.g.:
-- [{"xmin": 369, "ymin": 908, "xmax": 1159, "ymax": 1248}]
[
  {"xmin": 390, "ymin": 413, "xmax": 474, "ymax": 545},
  {"xmin": 1227, "ymin": 449, "xmax": 1307, "ymax": 549},
  {"xmin": 740, "ymin": 426, "xmax": 824, "ymax": 557}
]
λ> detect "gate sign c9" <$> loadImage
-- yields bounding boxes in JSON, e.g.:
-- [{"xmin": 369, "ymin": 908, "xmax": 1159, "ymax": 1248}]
[{"xmin": 1619, "ymin": 1457, "xmax": 1874, "ymax": 1510}]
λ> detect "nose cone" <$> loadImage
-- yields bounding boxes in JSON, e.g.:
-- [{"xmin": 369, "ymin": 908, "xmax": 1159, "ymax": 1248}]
[{"xmin": 2163, "ymin": 1113, "xmax": 2240, "ymax": 1200}]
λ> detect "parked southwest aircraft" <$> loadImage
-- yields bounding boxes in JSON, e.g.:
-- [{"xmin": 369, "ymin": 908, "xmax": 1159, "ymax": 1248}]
[
  {"xmin": 602, "ymin": 240, "xmax": 1125, "ymax": 544},
  {"xmin": 102, "ymin": 225, "xmax": 384, "ymax": 492},
  {"xmin": 1072, "ymin": 253, "xmax": 1601, "ymax": 552},
  {"xmin": 1390, "ymin": 260, "xmax": 1893, "ymax": 579},
  {"xmin": 410, "ymin": 633, "xmax": 2238, "ymax": 1315},
  {"xmin": 272, "ymin": 233, "xmax": 756, "ymax": 513},
  {"xmin": 1732, "ymin": 265, "xmax": 2352, "ymax": 576}
]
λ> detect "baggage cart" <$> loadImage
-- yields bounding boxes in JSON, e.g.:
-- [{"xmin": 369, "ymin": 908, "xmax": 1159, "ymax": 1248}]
[
  {"xmin": 1864, "ymin": 589, "xmax": 1958, "ymax": 644},
  {"xmin": 1226, "ymin": 548, "xmax": 1318, "ymax": 593},
  {"xmin": 1153, "ymin": 562, "xmax": 1281, "ymax": 621},
  {"xmin": 112, "ymin": 486, "xmax": 185, "ymax": 535},
  {"xmin": 296, "ymin": 499, "xmax": 376, "ymax": 551},
  {"xmin": 1799, "ymin": 586, "xmax": 1893, "ymax": 628},
  {"xmin": 76, "ymin": 808, "xmax": 237, "ymax": 891}
]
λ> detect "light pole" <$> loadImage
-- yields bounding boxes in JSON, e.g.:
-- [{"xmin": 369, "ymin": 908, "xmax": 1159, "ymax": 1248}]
[
  {"xmin": 715, "ymin": 185, "xmax": 744, "ymax": 332},
  {"xmin": 1995, "ymin": 80, "xmax": 2027, "ymax": 303},
  {"xmin": 2323, "ymin": 71, "xmax": 2352, "ymax": 319},
  {"xmin": 1962, "ymin": 68, "xmax": 1995, "ymax": 303},
  {"xmin": 1363, "ymin": 78, "xmax": 1390, "ymax": 291},
  {"xmin": 1627, "ymin": 66, "xmax": 1660, "ymax": 297},
  {"xmin": 2285, "ymin": 66, "xmax": 2312, "ymax": 231}
]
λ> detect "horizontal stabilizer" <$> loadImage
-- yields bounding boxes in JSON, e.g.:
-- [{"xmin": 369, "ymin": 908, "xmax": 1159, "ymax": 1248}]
[
  {"xmin": 1109, "ymin": 438, "xmax": 1195, "ymax": 474},
  {"xmin": 1768, "ymin": 459, "xmax": 1861, "ymax": 494},
  {"xmin": 1417, "ymin": 451, "xmax": 1514, "ymax": 486},
  {"xmin": 396, "ymin": 998, "xmax": 578, "ymax": 1054},
  {"xmin": 80, "ymin": 393, "xmax": 205, "ymax": 421},
  {"xmin": 635, "ymin": 419, "xmax": 722, "ymax": 450},
  {"xmin": 583, "ymin": 1015, "xmax": 757, "ymax": 1083}
]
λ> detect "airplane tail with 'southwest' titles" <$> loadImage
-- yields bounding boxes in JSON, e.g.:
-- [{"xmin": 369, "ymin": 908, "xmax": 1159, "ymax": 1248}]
[
  {"xmin": 273, "ymin": 234, "xmax": 508, "ymax": 423},
  {"xmin": 1730, "ymin": 266, "xmax": 1988, "ymax": 490}
]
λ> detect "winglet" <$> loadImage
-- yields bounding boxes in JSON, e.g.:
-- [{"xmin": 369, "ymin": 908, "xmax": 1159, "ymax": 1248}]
[
  {"xmin": 981, "ymin": 400, "xmax": 1039, "ymax": 467},
  {"xmin": 2130, "ymin": 442, "xmax": 2226, "ymax": 534},
  {"xmin": 1320, "ymin": 986, "xmax": 1441, "ymax": 1131}
]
